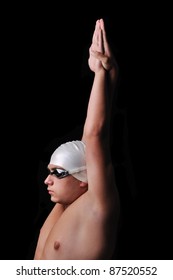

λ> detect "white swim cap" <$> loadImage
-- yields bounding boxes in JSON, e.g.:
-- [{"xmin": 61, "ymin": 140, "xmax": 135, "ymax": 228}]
[{"xmin": 49, "ymin": 140, "xmax": 87, "ymax": 183}]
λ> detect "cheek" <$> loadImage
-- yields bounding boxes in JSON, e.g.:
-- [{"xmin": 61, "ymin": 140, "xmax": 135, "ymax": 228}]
[{"xmin": 52, "ymin": 184, "xmax": 68, "ymax": 198}]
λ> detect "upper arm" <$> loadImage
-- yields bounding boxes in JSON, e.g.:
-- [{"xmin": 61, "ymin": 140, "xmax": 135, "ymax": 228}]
[{"xmin": 82, "ymin": 135, "xmax": 117, "ymax": 207}]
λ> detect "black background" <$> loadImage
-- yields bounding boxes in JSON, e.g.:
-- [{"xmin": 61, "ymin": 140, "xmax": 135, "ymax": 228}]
[{"xmin": 1, "ymin": 4, "xmax": 172, "ymax": 260}]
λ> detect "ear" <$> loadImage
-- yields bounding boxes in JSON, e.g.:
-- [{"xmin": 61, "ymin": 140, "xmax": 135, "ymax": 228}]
[{"xmin": 79, "ymin": 181, "xmax": 88, "ymax": 188}]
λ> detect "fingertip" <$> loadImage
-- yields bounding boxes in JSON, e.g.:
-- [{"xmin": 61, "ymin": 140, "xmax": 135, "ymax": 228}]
[{"xmin": 100, "ymin": 18, "xmax": 104, "ymax": 29}]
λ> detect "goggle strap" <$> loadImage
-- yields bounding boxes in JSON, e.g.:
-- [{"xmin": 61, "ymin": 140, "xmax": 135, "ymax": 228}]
[{"xmin": 68, "ymin": 166, "xmax": 86, "ymax": 175}]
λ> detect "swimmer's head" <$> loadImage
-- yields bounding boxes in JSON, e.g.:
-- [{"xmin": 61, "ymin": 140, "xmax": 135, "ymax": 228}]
[{"xmin": 49, "ymin": 140, "xmax": 87, "ymax": 183}]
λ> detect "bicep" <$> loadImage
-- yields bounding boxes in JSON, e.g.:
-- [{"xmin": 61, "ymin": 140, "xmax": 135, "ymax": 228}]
[{"xmin": 85, "ymin": 137, "xmax": 116, "ymax": 204}]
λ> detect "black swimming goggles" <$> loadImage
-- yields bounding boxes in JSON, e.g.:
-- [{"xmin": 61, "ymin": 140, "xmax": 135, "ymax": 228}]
[{"xmin": 49, "ymin": 168, "xmax": 69, "ymax": 179}]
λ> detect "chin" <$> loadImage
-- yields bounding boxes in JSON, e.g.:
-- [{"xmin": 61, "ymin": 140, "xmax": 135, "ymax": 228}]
[{"xmin": 50, "ymin": 195, "xmax": 59, "ymax": 203}]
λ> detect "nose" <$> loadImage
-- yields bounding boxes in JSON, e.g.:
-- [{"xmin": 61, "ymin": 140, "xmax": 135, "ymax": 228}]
[{"xmin": 44, "ymin": 175, "xmax": 53, "ymax": 185}]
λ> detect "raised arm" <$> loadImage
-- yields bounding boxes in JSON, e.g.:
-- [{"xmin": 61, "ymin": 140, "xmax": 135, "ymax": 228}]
[{"xmin": 82, "ymin": 19, "xmax": 119, "ymax": 207}]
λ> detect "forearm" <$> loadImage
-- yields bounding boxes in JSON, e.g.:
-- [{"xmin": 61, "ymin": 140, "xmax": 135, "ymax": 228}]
[{"xmin": 83, "ymin": 68, "xmax": 110, "ymax": 139}]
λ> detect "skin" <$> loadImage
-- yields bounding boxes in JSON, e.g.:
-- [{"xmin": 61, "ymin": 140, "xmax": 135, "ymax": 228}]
[{"xmin": 34, "ymin": 18, "xmax": 120, "ymax": 260}]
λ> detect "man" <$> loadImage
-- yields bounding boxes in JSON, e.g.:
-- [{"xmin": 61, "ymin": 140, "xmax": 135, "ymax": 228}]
[{"xmin": 34, "ymin": 18, "xmax": 120, "ymax": 260}]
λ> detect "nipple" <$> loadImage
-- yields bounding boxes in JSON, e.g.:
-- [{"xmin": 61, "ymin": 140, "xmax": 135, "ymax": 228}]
[{"xmin": 54, "ymin": 241, "xmax": 60, "ymax": 250}]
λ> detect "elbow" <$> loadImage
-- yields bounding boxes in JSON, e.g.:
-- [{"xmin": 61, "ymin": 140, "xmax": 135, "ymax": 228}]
[{"xmin": 83, "ymin": 122, "xmax": 108, "ymax": 139}]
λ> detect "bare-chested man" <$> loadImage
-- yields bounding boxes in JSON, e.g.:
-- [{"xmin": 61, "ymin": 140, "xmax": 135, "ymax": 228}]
[{"xmin": 34, "ymin": 18, "xmax": 120, "ymax": 260}]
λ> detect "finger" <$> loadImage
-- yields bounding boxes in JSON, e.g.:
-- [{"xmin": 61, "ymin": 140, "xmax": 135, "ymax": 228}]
[
  {"xmin": 92, "ymin": 19, "xmax": 99, "ymax": 45},
  {"xmin": 100, "ymin": 18, "xmax": 110, "ymax": 55},
  {"xmin": 91, "ymin": 21, "xmax": 97, "ymax": 44},
  {"xmin": 98, "ymin": 27, "xmax": 104, "ymax": 53}
]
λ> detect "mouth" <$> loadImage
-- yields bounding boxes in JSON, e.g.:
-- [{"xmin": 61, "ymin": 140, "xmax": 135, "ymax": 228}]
[{"xmin": 47, "ymin": 189, "xmax": 54, "ymax": 194}]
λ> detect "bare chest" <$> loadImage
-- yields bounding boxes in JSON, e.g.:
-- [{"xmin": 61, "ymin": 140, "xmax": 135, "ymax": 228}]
[{"xmin": 41, "ymin": 206, "xmax": 115, "ymax": 260}]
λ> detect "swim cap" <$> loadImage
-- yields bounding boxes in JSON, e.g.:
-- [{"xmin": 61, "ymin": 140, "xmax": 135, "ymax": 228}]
[{"xmin": 49, "ymin": 140, "xmax": 87, "ymax": 183}]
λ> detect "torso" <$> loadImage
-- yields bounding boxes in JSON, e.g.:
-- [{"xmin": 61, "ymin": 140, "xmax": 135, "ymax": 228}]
[{"xmin": 37, "ymin": 192, "xmax": 119, "ymax": 260}]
